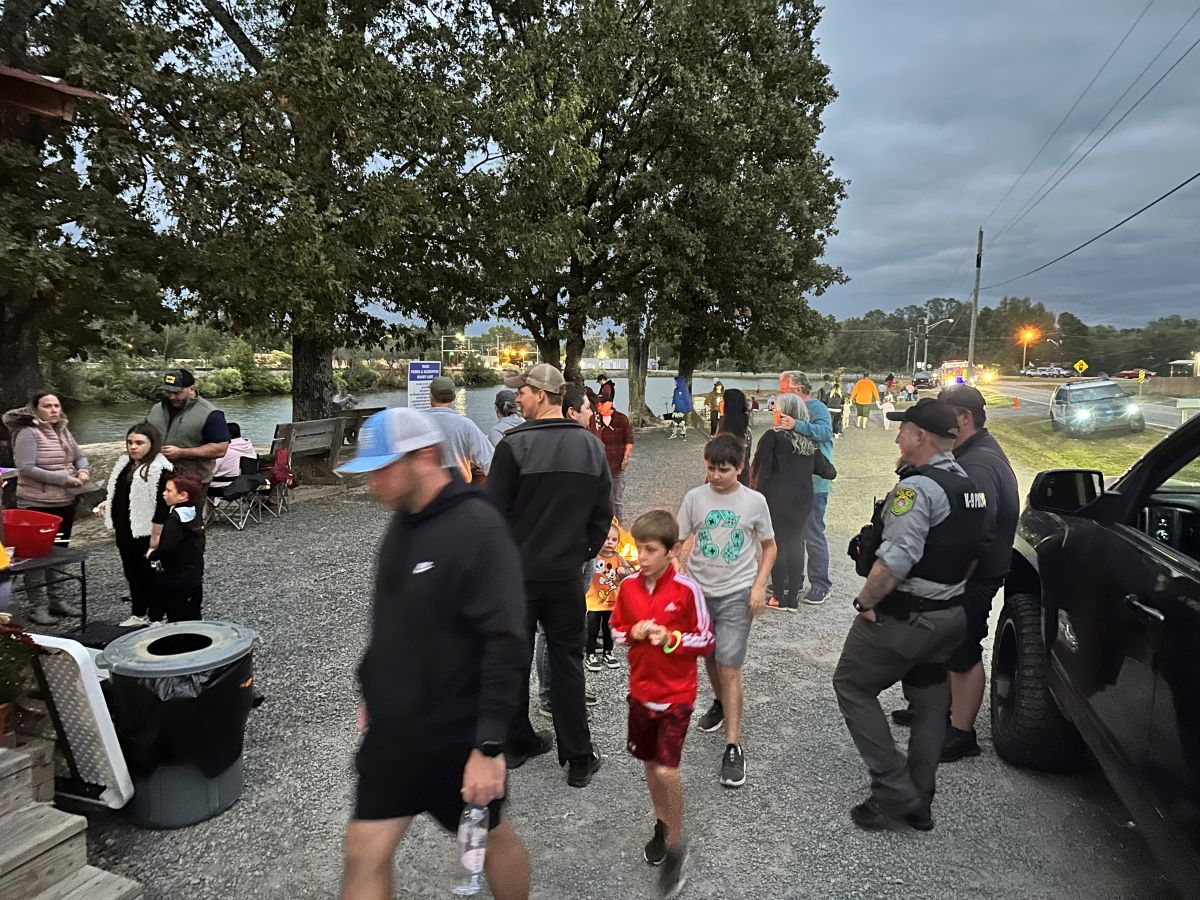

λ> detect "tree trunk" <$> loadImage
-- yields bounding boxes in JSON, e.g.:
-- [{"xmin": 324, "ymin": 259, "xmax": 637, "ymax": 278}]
[
  {"xmin": 563, "ymin": 305, "xmax": 586, "ymax": 375},
  {"xmin": 676, "ymin": 328, "xmax": 700, "ymax": 392},
  {"xmin": 534, "ymin": 334, "xmax": 561, "ymax": 370},
  {"xmin": 0, "ymin": 289, "xmax": 44, "ymax": 416},
  {"xmin": 625, "ymin": 323, "xmax": 657, "ymax": 427},
  {"xmin": 291, "ymin": 329, "xmax": 335, "ymax": 421}
]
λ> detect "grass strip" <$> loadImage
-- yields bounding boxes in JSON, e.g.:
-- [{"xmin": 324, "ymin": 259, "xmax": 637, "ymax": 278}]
[{"xmin": 985, "ymin": 417, "xmax": 1161, "ymax": 477}]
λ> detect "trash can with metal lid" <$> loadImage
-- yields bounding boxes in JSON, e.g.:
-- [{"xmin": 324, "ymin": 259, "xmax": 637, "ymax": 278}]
[{"xmin": 102, "ymin": 620, "xmax": 260, "ymax": 828}]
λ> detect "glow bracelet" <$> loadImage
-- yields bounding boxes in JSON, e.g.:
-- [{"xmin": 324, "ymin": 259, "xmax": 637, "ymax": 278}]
[{"xmin": 663, "ymin": 630, "xmax": 683, "ymax": 654}]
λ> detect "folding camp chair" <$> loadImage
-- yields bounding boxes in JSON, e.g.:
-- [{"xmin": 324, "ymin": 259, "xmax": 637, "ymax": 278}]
[
  {"xmin": 204, "ymin": 458, "xmax": 268, "ymax": 530},
  {"xmin": 261, "ymin": 448, "xmax": 295, "ymax": 517}
]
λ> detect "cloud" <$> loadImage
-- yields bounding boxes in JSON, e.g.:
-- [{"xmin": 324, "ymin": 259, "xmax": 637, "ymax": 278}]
[{"xmin": 813, "ymin": 0, "xmax": 1200, "ymax": 327}]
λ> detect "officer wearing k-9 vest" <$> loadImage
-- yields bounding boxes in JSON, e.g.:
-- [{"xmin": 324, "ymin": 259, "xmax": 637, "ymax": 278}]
[{"xmin": 834, "ymin": 398, "xmax": 989, "ymax": 833}]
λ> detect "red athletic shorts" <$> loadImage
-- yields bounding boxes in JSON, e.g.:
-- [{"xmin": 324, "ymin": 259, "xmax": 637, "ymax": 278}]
[{"xmin": 626, "ymin": 696, "xmax": 693, "ymax": 768}]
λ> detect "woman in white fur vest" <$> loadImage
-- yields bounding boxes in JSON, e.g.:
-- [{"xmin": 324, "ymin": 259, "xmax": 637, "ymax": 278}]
[{"xmin": 95, "ymin": 423, "xmax": 173, "ymax": 626}]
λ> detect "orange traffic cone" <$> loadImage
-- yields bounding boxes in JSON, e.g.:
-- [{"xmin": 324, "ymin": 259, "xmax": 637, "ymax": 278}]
[{"xmin": 1013, "ymin": 397, "xmax": 1020, "ymax": 409}]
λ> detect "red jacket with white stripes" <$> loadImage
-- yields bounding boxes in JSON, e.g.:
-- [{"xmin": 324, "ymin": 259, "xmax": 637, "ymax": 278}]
[{"xmin": 611, "ymin": 564, "xmax": 714, "ymax": 706}]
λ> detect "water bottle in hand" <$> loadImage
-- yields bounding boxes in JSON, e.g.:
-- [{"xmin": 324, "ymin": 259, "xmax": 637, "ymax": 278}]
[{"xmin": 452, "ymin": 803, "xmax": 488, "ymax": 896}]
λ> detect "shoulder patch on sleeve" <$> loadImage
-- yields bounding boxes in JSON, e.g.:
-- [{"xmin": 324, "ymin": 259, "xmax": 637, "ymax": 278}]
[{"xmin": 890, "ymin": 487, "xmax": 918, "ymax": 516}]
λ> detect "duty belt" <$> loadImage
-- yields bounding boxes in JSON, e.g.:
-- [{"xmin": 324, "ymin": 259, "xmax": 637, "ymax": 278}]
[{"xmin": 875, "ymin": 590, "xmax": 964, "ymax": 619}]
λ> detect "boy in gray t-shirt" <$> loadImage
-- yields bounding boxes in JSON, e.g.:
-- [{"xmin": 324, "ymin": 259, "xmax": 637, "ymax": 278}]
[{"xmin": 677, "ymin": 434, "xmax": 776, "ymax": 788}]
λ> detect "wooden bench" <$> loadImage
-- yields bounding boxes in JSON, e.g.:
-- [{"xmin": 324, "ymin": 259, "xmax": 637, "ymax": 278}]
[
  {"xmin": 338, "ymin": 406, "xmax": 386, "ymax": 444},
  {"xmin": 272, "ymin": 418, "xmax": 346, "ymax": 485}
]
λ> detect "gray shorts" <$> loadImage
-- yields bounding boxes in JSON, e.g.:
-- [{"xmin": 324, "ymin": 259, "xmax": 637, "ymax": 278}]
[{"xmin": 705, "ymin": 587, "xmax": 752, "ymax": 668}]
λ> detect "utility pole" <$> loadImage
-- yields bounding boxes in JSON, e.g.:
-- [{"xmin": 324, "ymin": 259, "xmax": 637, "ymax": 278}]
[{"xmin": 967, "ymin": 227, "xmax": 983, "ymax": 374}]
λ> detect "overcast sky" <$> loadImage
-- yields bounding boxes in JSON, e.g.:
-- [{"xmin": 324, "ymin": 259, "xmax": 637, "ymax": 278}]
[{"xmin": 813, "ymin": 0, "xmax": 1200, "ymax": 328}]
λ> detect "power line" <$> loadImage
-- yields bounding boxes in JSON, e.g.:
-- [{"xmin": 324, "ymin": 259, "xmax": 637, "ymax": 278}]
[
  {"xmin": 992, "ymin": 4, "xmax": 1200, "ymax": 246},
  {"xmin": 980, "ymin": 0, "xmax": 1155, "ymax": 230},
  {"xmin": 981, "ymin": 166, "xmax": 1200, "ymax": 291}
]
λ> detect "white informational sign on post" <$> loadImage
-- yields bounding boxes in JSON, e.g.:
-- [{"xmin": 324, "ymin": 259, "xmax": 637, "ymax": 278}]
[{"xmin": 407, "ymin": 361, "xmax": 441, "ymax": 411}]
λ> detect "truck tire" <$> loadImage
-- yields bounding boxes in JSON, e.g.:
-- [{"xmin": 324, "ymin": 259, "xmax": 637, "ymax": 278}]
[{"xmin": 990, "ymin": 592, "xmax": 1084, "ymax": 772}]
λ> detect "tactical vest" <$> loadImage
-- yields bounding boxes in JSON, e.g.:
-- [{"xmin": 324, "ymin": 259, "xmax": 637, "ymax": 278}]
[
  {"xmin": 146, "ymin": 397, "xmax": 219, "ymax": 483},
  {"xmin": 903, "ymin": 464, "xmax": 988, "ymax": 587}
]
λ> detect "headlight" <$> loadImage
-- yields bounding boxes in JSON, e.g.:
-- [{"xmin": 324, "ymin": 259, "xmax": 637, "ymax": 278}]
[
  {"xmin": 1074, "ymin": 409, "xmax": 1092, "ymax": 422},
  {"xmin": 1126, "ymin": 404, "xmax": 1140, "ymax": 416}
]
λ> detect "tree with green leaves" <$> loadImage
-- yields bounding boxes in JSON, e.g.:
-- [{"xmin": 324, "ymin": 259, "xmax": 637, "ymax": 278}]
[
  {"xmin": 146, "ymin": 0, "xmax": 493, "ymax": 420},
  {"xmin": 1, "ymin": 0, "xmax": 175, "ymax": 416}
]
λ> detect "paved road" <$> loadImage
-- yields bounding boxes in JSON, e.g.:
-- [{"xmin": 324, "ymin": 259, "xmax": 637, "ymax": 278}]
[{"xmin": 988, "ymin": 379, "xmax": 1182, "ymax": 431}]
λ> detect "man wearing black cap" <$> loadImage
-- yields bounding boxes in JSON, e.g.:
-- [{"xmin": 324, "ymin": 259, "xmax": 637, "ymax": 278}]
[
  {"xmin": 146, "ymin": 369, "xmax": 231, "ymax": 484},
  {"xmin": 931, "ymin": 385, "xmax": 1018, "ymax": 761},
  {"xmin": 487, "ymin": 363, "xmax": 612, "ymax": 787},
  {"xmin": 833, "ymin": 398, "xmax": 989, "ymax": 832}
]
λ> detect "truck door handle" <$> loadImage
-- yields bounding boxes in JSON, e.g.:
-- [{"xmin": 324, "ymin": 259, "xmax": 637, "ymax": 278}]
[{"xmin": 1124, "ymin": 594, "xmax": 1165, "ymax": 623}]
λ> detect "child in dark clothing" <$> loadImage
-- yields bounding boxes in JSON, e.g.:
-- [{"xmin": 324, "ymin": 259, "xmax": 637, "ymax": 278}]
[{"xmin": 148, "ymin": 474, "xmax": 206, "ymax": 621}]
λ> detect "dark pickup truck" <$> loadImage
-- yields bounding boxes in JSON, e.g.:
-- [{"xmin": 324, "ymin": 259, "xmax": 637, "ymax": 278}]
[{"xmin": 991, "ymin": 414, "xmax": 1200, "ymax": 893}]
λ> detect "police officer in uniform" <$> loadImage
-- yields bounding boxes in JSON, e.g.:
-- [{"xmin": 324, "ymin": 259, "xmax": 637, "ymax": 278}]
[{"xmin": 834, "ymin": 398, "xmax": 988, "ymax": 831}]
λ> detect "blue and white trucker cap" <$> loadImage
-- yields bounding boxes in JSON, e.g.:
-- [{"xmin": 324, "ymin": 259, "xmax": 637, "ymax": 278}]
[{"xmin": 336, "ymin": 408, "xmax": 443, "ymax": 474}]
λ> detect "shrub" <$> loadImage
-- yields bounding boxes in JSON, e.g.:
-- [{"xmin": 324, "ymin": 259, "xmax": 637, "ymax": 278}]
[
  {"xmin": 343, "ymin": 363, "xmax": 381, "ymax": 392},
  {"xmin": 462, "ymin": 353, "xmax": 502, "ymax": 387},
  {"xmin": 200, "ymin": 367, "xmax": 244, "ymax": 396}
]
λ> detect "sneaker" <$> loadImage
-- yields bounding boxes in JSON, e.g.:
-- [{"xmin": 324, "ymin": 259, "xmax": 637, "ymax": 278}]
[
  {"xmin": 719, "ymin": 743, "xmax": 746, "ymax": 788},
  {"xmin": 506, "ymin": 731, "xmax": 553, "ymax": 770},
  {"xmin": 585, "ymin": 691, "xmax": 598, "ymax": 707},
  {"xmin": 537, "ymin": 703, "xmax": 554, "ymax": 718},
  {"xmin": 696, "ymin": 699, "xmax": 724, "ymax": 733},
  {"xmin": 118, "ymin": 615, "xmax": 151, "ymax": 627},
  {"xmin": 603, "ymin": 651, "xmax": 620, "ymax": 669},
  {"xmin": 891, "ymin": 707, "xmax": 915, "ymax": 727},
  {"xmin": 644, "ymin": 819, "xmax": 667, "ymax": 866},
  {"xmin": 905, "ymin": 809, "xmax": 935, "ymax": 832},
  {"xmin": 941, "ymin": 726, "xmax": 981, "ymax": 762},
  {"xmin": 567, "ymin": 746, "xmax": 603, "ymax": 788},
  {"xmin": 850, "ymin": 798, "xmax": 891, "ymax": 831},
  {"xmin": 585, "ymin": 653, "xmax": 603, "ymax": 672},
  {"xmin": 801, "ymin": 589, "xmax": 828, "ymax": 606},
  {"xmin": 658, "ymin": 845, "xmax": 688, "ymax": 898}
]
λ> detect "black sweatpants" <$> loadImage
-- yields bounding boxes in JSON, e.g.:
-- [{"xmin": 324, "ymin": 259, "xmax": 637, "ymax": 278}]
[
  {"xmin": 586, "ymin": 610, "xmax": 613, "ymax": 655},
  {"xmin": 770, "ymin": 512, "xmax": 809, "ymax": 601},
  {"xmin": 160, "ymin": 578, "xmax": 203, "ymax": 622},
  {"xmin": 116, "ymin": 532, "xmax": 162, "ymax": 620},
  {"xmin": 509, "ymin": 578, "xmax": 594, "ymax": 765}
]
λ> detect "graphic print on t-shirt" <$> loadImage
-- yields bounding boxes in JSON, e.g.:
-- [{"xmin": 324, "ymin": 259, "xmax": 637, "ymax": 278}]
[{"xmin": 698, "ymin": 510, "xmax": 745, "ymax": 563}]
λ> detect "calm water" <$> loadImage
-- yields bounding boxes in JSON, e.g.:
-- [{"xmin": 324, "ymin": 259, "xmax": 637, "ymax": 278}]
[{"xmin": 65, "ymin": 376, "xmax": 777, "ymax": 445}]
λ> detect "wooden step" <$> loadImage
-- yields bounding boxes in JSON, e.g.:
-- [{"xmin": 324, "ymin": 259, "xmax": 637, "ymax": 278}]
[
  {"xmin": 31, "ymin": 865, "xmax": 143, "ymax": 900},
  {"xmin": 0, "ymin": 749, "xmax": 34, "ymax": 819},
  {"xmin": 0, "ymin": 803, "xmax": 87, "ymax": 897}
]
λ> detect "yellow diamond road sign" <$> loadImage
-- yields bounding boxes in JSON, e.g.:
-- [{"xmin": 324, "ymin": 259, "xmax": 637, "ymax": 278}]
[{"xmin": 1073, "ymin": 359, "xmax": 1088, "ymax": 374}]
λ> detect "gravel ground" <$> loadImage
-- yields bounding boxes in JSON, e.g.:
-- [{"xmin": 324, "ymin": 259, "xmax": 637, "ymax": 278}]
[{"xmin": 43, "ymin": 407, "xmax": 1178, "ymax": 899}]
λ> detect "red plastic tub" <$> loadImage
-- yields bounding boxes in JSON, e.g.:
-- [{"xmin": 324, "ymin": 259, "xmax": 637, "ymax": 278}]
[{"xmin": 2, "ymin": 509, "xmax": 63, "ymax": 558}]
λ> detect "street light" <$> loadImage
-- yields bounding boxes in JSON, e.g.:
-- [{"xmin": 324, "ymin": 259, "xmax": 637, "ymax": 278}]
[
  {"xmin": 1019, "ymin": 327, "xmax": 1039, "ymax": 371},
  {"xmin": 922, "ymin": 317, "xmax": 954, "ymax": 369}
]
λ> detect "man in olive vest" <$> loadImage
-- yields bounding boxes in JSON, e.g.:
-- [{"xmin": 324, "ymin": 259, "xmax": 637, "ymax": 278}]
[{"xmin": 146, "ymin": 369, "xmax": 231, "ymax": 484}]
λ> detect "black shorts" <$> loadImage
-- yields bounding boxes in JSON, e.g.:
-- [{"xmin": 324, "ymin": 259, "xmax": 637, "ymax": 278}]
[
  {"xmin": 947, "ymin": 578, "xmax": 1004, "ymax": 673},
  {"xmin": 354, "ymin": 734, "xmax": 505, "ymax": 832}
]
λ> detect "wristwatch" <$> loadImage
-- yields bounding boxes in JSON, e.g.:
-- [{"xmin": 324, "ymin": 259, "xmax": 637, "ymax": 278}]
[{"xmin": 478, "ymin": 741, "xmax": 504, "ymax": 758}]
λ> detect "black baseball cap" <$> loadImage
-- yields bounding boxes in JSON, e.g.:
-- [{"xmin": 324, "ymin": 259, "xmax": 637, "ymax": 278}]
[
  {"xmin": 938, "ymin": 384, "xmax": 986, "ymax": 411},
  {"xmin": 162, "ymin": 369, "xmax": 196, "ymax": 392},
  {"xmin": 885, "ymin": 397, "xmax": 959, "ymax": 438}
]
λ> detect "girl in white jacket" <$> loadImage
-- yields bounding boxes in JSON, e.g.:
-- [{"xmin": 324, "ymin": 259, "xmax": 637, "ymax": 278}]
[{"xmin": 96, "ymin": 423, "xmax": 172, "ymax": 626}]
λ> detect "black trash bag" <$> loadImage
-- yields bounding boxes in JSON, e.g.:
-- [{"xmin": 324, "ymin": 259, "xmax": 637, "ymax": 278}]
[{"xmin": 109, "ymin": 654, "xmax": 254, "ymax": 778}]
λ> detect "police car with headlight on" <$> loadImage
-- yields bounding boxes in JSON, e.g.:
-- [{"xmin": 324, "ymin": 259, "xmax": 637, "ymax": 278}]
[{"xmin": 1049, "ymin": 378, "xmax": 1146, "ymax": 437}]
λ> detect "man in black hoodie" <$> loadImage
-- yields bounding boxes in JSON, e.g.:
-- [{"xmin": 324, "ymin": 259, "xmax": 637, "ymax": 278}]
[
  {"xmin": 337, "ymin": 408, "xmax": 530, "ymax": 900},
  {"xmin": 488, "ymin": 363, "xmax": 613, "ymax": 788}
]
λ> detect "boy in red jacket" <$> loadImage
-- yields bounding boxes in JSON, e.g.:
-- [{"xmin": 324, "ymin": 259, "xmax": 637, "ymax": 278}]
[{"xmin": 611, "ymin": 509, "xmax": 713, "ymax": 898}]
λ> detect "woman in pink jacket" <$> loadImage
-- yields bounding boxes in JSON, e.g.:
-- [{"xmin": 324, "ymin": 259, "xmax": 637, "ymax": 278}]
[{"xmin": 3, "ymin": 391, "xmax": 90, "ymax": 624}]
